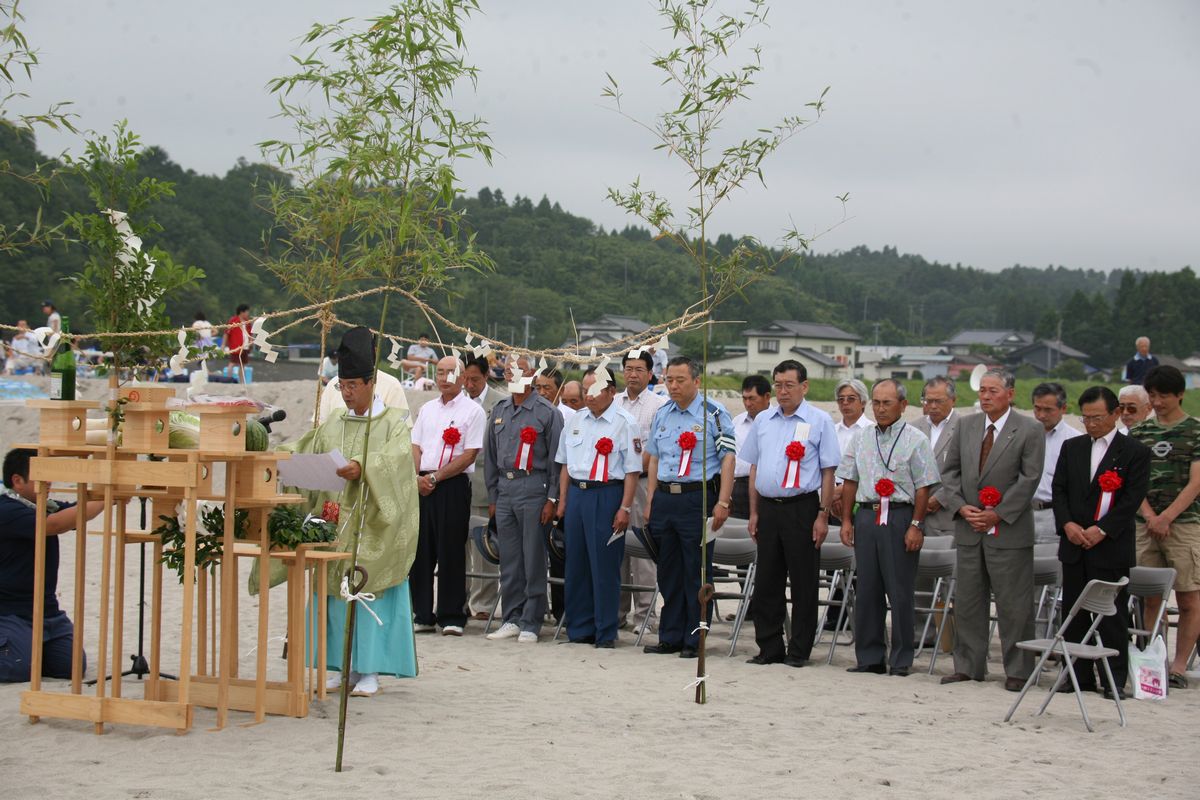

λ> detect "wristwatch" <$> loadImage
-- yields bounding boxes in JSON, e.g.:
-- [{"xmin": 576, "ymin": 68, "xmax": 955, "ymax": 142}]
[
  {"xmin": 620, "ymin": 505, "xmax": 633, "ymax": 514},
  {"xmin": 909, "ymin": 519, "xmax": 925, "ymax": 531},
  {"xmin": 717, "ymin": 499, "xmax": 731, "ymax": 509},
  {"xmin": 428, "ymin": 473, "xmax": 438, "ymax": 487}
]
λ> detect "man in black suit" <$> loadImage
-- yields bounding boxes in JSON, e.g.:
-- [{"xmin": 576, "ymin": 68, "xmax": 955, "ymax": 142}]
[{"xmin": 1051, "ymin": 386, "xmax": 1150, "ymax": 698}]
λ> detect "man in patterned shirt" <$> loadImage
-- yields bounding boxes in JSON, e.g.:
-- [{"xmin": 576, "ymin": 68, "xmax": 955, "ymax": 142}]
[
  {"xmin": 837, "ymin": 379, "xmax": 939, "ymax": 676},
  {"xmin": 1130, "ymin": 365, "xmax": 1200, "ymax": 688}
]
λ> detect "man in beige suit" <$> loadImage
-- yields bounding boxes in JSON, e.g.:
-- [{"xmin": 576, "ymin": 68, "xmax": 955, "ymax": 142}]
[
  {"xmin": 912, "ymin": 376, "xmax": 961, "ymax": 539},
  {"xmin": 936, "ymin": 369, "xmax": 1044, "ymax": 691}
]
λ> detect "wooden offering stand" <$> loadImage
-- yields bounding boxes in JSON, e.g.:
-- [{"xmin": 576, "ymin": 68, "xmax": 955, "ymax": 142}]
[{"xmin": 18, "ymin": 395, "xmax": 344, "ymax": 733}]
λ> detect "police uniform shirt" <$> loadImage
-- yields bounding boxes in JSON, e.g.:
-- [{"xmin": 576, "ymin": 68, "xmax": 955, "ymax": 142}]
[
  {"xmin": 555, "ymin": 402, "xmax": 640, "ymax": 481},
  {"xmin": 484, "ymin": 392, "xmax": 564, "ymax": 503},
  {"xmin": 647, "ymin": 394, "xmax": 736, "ymax": 483},
  {"xmin": 741, "ymin": 400, "xmax": 841, "ymax": 498}
]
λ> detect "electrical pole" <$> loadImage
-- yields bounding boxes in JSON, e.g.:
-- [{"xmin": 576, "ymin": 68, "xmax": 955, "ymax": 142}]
[{"xmin": 521, "ymin": 315, "xmax": 535, "ymax": 349}]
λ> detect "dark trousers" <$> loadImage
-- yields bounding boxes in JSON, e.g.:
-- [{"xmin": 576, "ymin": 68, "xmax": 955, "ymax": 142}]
[
  {"xmin": 1062, "ymin": 560, "xmax": 1130, "ymax": 689},
  {"xmin": 649, "ymin": 488, "xmax": 715, "ymax": 649},
  {"xmin": 730, "ymin": 477, "xmax": 751, "ymax": 519},
  {"xmin": 752, "ymin": 492, "xmax": 820, "ymax": 661},
  {"xmin": 412, "ymin": 474, "xmax": 471, "ymax": 628},
  {"xmin": 0, "ymin": 611, "xmax": 79, "ymax": 682},
  {"xmin": 852, "ymin": 505, "xmax": 919, "ymax": 669},
  {"xmin": 564, "ymin": 483, "xmax": 626, "ymax": 643}
]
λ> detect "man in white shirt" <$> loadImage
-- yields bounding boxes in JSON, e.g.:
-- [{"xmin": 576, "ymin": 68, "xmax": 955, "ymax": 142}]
[
  {"xmin": 402, "ymin": 333, "xmax": 439, "ymax": 379},
  {"xmin": 1117, "ymin": 384, "xmax": 1153, "ymax": 434},
  {"xmin": 318, "ymin": 367, "xmax": 408, "ymax": 423},
  {"xmin": 614, "ymin": 349, "xmax": 668, "ymax": 631},
  {"xmin": 410, "ymin": 356, "xmax": 486, "ymax": 635},
  {"xmin": 1030, "ymin": 382, "xmax": 1083, "ymax": 544},
  {"xmin": 831, "ymin": 379, "xmax": 872, "ymax": 522},
  {"xmin": 731, "ymin": 374, "xmax": 772, "ymax": 519}
]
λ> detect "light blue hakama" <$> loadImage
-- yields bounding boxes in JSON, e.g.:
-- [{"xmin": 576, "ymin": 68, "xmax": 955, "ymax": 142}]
[{"xmin": 312, "ymin": 579, "xmax": 418, "ymax": 677}]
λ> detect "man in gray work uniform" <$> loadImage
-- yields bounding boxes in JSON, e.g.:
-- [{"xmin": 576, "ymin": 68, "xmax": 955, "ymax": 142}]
[{"xmin": 484, "ymin": 354, "xmax": 564, "ymax": 643}]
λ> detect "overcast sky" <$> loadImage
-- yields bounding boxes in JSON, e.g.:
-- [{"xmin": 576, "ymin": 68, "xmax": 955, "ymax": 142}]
[{"xmin": 14, "ymin": 1, "xmax": 1199, "ymax": 273}]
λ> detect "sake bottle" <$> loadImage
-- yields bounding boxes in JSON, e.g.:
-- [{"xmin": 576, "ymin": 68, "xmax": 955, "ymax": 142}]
[{"xmin": 49, "ymin": 315, "xmax": 76, "ymax": 401}]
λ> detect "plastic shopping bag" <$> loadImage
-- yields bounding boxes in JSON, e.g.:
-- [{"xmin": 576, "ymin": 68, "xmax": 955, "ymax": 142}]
[{"xmin": 1129, "ymin": 635, "xmax": 1167, "ymax": 701}]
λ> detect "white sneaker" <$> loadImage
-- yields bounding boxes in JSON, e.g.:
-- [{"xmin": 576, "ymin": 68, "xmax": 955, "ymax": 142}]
[
  {"xmin": 325, "ymin": 670, "xmax": 360, "ymax": 690},
  {"xmin": 350, "ymin": 673, "xmax": 380, "ymax": 697},
  {"xmin": 440, "ymin": 625, "xmax": 464, "ymax": 636},
  {"xmin": 414, "ymin": 623, "xmax": 436, "ymax": 633},
  {"xmin": 517, "ymin": 630, "xmax": 538, "ymax": 644},
  {"xmin": 486, "ymin": 622, "xmax": 521, "ymax": 640}
]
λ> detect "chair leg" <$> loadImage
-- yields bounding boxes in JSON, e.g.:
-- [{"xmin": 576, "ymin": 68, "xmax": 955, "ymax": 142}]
[
  {"xmin": 1004, "ymin": 650, "xmax": 1050, "ymax": 723},
  {"xmin": 1098, "ymin": 652, "xmax": 1127, "ymax": 727},
  {"xmin": 728, "ymin": 563, "xmax": 756, "ymax": 657},
  {"xmin": 635, "ymin": 586, "xmax": 659, "ymax": 648},
  {"xmin": 553, "ymin": 612, "xmax": 565, "ymax": 641},
  {"xmin": 483, "ymin": 586, "xmax": 501, "ymax": 635},
  {"xmin": 826, "ymin": 579, "xmax": 854, "ymax": 665},
  {"xmin": 814, "ymin": 570, "xmax": 841, "ymax": 647}
]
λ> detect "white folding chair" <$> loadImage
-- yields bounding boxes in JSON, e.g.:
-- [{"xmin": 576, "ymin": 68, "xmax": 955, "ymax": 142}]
[
  {"xmin": 708, "ymin": 525, "xmax": 757, "ymax": 656},
  {"xmin": 1127, "ymin": 566, "xmax": 1176, "ymax": 647},
  {"xmin": 914, "ymin": 548, "xmax": 956, "ymax": 674},
  {"xmin": 466, "ymin": 515, "xmax": 503, "ymax": 634},
  {"xmin": 815, "ymin": 541, "xmax": 856, "ymax": 664},
  {"xmin": 1004, "ymin": 576, "xmax": 1129, "ymax": 732}
]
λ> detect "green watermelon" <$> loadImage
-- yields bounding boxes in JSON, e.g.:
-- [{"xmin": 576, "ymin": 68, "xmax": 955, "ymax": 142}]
[{"xmin": 245, "ymin": 419, "xmax": 269, "ymax": 451}]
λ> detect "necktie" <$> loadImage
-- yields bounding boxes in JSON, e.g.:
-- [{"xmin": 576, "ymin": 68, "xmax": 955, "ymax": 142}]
[{"xmin": 979, "ymin": 423, "xmax": 995, "ymax": 473}]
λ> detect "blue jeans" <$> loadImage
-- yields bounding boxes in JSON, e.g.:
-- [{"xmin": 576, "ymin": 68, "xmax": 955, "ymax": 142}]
[{"xmin": 0, "ymin": 611, "xmax": 80, "ymax": 682}]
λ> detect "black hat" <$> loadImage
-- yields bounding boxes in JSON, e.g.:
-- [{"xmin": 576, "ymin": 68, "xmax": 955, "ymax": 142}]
[
  {"xmin": 471, "ymin": 517, "xmax": 501, "ymax": 565},
  {"xmin": 337, "ymin": 327, "xmax": 376, "ymax": 380}
]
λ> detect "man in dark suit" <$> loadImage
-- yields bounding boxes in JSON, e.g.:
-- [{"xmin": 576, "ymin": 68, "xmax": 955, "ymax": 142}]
[
  {"xmin": 1052, "ymin": 386, "xmax": 1150, "ymax": 698},
  {"xmin": 937, "ymin": 369, "xmax": 1045, "ymax": 691}
]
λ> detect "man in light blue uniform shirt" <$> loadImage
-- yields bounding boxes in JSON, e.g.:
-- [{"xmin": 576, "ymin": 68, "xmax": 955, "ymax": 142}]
[
  {"xmin": 644, "ymin": 356, "xmax": 736, "ymax": 658},
  {"xmin": 554, "ymin": 368, "xmax": 641, "ymax": 647},
  {"xmin": 742, "ymin": 359, "xmax": 841, "ymax": 666}
]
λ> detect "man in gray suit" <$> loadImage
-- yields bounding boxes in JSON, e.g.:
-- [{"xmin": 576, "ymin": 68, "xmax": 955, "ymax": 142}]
[
  {"xmin": 936, "ymin": 369, "xmax": 1044, "ymax": 691},
  {"xmin": 912, "ymin": 376, "xmax": 962, "ymax": 539}
]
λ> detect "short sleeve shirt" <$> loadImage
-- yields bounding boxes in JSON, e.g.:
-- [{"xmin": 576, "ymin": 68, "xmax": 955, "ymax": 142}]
[
  {"xmin": 411, "ymin": 390, "xmax": 486, "ymax": 472},
  {"xmin": 646, "ymin": 394, "xmax": 735, "ymax": 482},
  {"xmin": 740, "ymin": 401, "xmax": 841, "ymax": 497},
  {"xmin": 555, "ymin": 403, "xmax": 640, "ymax": 480},
  {"xmin": 0, "ymin": 495, "xmax": 74, "ymax": 618},
  {"xmin": 1130, "ymin": 416, "xmax": 1200, "ymax": 522},
  {"xmin": 837, "ymin": 421, "xmax": 940, "ymax": 503}
]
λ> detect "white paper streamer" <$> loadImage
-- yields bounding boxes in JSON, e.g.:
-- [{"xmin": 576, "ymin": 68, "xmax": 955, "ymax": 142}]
[
  {"xmin": 386, "ymin": 337, "xmax": 404, "ymax": 370},
  {"xmin": 249, "ymin": 316, "xmax": 279, "ymax": 363},
  {"xmin": 169, "ymin": 327, "xmax": 189, "ymax": 373}
]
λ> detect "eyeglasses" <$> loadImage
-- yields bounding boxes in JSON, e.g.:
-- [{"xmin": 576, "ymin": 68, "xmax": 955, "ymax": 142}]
[
  {"xmin": 836, "ymin": 395, "xmax": 861, "ymax": 404},
  {"xmin": 1118, "ymin": 404, "xmax": 1142, "ymax": 413}
]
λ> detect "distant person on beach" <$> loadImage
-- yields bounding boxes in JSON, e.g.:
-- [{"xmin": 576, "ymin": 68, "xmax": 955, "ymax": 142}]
[
  {"xmin": 223, "ymin": 304, "xmax": 252, "ymax": 376},
  {"xmin": 319, "ymin": 349, "xmax": 338, "ymax": 385},
  {"xmin": 40, "ymin": 300, "xmax": 61, "ymax": 336},
  {"xmin": 1123, "ymin": 336, "xmax": 1159, "ymax": 385},
  {"xmin": 6, "ymin": 321, "xmax": 42, "ymax": 375},
  {"xmin": 191, "ymin": 311, "xmax": 215, "ymax": 349},
  {"xmin": 0, "ymin": 448, "xmax": 107, "ymax": 682},
  {"xmin": 402, "ymin": 334, "xmax": 439, "ymax": 379}
]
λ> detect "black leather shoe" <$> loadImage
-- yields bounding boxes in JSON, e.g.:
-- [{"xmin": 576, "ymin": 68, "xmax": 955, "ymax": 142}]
[
  {"xmin": 846, "ymin": 663, "xmax": 887, "ymax": 674},
  {"xmin": 679, "ymin": 646, "xmax": 699, "ymax": 659},
  {"xmin": 643, "ymin": 642, "xmax": 683, "ymax": 655},
  {"xmin": 1004, "ymin": 677, "xmax": 1026, "ymax": 692},
  {"xmin": 569, "ymin": 636, "xmax": 596, "ymax": 645},
  {"xmin": 1103, "ymin": 686, "xmax": 1127, "ymax": 700},
  {"xmin": 783, "ymin": 655, "xmax": 808, "ymax": 668},
  {"xmin": 594, "ymin": 640, "xmax": 615, "ymax": 649},
  {"xmin": 1056, "ymin": 681, "xmax": 1097, "ymax": 694},
  {"xmin": 890, "ymin": 667, "xmax": 911, "ymax": 677},
  {"xmin": 746, "ymin": 653, "xmax": 783, "ymax": 665},
  {"xmin": 940, "ymin": 672, "xmax": 975, "ymax": 685}
]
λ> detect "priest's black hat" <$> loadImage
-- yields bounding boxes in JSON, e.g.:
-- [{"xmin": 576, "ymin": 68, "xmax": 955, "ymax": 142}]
[{"xmin": 337, "ymin": 327, "xmax": 376, "ymax": 381}]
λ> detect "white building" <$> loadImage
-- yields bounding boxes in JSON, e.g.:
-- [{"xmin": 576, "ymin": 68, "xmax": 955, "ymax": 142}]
[
  {"xmin": 706, "ymin": 321, "xmax": 859, "ymax": 379},
  {"xmin": 857, "ymin": 346, "xmax": 951, "ymax": 382}
]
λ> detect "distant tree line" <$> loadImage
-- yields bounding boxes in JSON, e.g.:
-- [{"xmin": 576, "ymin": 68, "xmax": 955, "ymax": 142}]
[{"xmin": 0, "ymin": 129, "xmax": 1191, "ymax": 370}]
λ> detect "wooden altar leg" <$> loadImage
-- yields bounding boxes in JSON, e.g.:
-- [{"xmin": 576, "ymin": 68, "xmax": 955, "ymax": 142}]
[
  {"xmin": 93, "ymin": 482, "xmax": 115, "ymax": 734},
  {"xmin": 71, "ymin": 479, "xmax": 87, "ymax": 693},
  {"xmin": 147, "ymin": 533, "xmax": 163, "ymax": 700},
  {"xmin": 254, "ymin": 508, "xmax": 269, "ymax": 723},
  {"xmin": 216, "ymin": 463, "xmax": 238, "ymax": 729},
  {"xmin": 111, "ymin": 499, "xmax": 128, "ymax": 699},
  {"xmin": 317, "ymin": 560, "xmax": 329, "ymax": 701},
  {"xmin": 27, "ymin": 464, "xmax": 49, "ymax": 721},
  {"xmin": 288, "ymin": 549, "xmax": 307, "ymax": 716},
  {"xmin": 178, "ymin": 485, "xmax": 197, "ymax": 732},
  {"xmin": 196, "ymin": 569, "xmax": 208, "ymax": 676}
]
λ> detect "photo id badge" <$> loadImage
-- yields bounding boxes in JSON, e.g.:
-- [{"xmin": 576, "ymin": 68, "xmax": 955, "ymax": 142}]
[{"xmin": 793, "ymin": 421, "xmax": 811, "ymax": 443}]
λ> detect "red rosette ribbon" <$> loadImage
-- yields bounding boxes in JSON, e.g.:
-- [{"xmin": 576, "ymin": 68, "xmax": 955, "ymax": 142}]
[
  {"xmin": 677, "ymin": 431, "xmax": 698, "ymax": 477},
  {"xmin": 874, "ymin": 478, "xmax": 896, "ymax": 525},
  {"xmin": 515, "ymin": 425, "xmax": 537, "ymax": 470},
  {"xmin": 782, "ymin": 440, "xmax": 806, "ymax": 489},
  {"xmin": 440, "ymin": 425, "xmax": 462, "ymax": 468},
  {"xmin": 590, "ymin": 436, "xmax": 614, "ymax": 481},
  {"xmin": 321, "ymin": 501, "xmax": 340, "ymax": 524},
  {"xmin": 978, "ymin": 485, "xmax": 1003, "ymax": 535},
  {"xmin": 1095, "ymin": 469, "xmax": 1123, "ymax": 521}
]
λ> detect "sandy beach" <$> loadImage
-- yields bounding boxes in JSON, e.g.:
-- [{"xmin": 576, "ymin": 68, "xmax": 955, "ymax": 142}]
[{"xmin": 2, "ymin": 378, "xmax": 1197, "ymax": 799}]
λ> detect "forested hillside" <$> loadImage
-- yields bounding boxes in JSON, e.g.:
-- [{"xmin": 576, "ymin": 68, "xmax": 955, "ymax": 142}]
[{"xmin": 1, "ymin": 128, "xmax": 1193, "ymax": 369}]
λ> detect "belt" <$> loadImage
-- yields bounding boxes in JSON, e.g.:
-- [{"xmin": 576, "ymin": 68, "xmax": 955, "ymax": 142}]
[
  {"xmin": 501, "ymin": 469, "xmax": 542, "ymax": 480},
  {"xmin": 572, "ymin": 478, "xmax": 623, "ymax": 490},
  {"xmin": 656, "ymin": 479, "xmax": 716, "ymax": 495},
  {"xmin": 867, "ymin": 501, "xmax": 912, "ymax": 511},
  {"xmin": 733, "ymin": 475, "xmax": 750, "ymax": 483},
  {"xmin": 1032, "ymin": 500, "xmax": 1051, "ymax": 511},
  {"xmin": 759, "ymin": 491, "xmax": 816, "ymax": 505}
]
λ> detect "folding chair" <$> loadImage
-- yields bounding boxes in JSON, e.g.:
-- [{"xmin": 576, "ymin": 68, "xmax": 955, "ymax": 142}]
[
  {"xmin": 1004, "ymin": 576, "xmax": 1129, "ymax": 732},
  {"xmin": 1033, "ymin": 542, "xmax": 1059, "ymax": 559},
  {"xmin": 622, "ymin": 530, "xmax": 660, "ymax": 647},
  {"xmin": 914, "ymin": 548, "xmax": 956, "ymax": 674},
  {"xmin": 990, "ymin": 556, "xmax": 1061, "ymax": 643},
  {"xmin": 466, "ymin": 515, "xmax": 502, "ymax": 634},
  {"xmin": 1126, "ymin": 565, "xmax": 1176, "ymax": 648},
  {"xmin": 707, "ymin": 524, "xmax": 757, "ymax": 657},
  {"xmin": 816, "ymin": 541, "xmax": 856, "ymax": 664}
]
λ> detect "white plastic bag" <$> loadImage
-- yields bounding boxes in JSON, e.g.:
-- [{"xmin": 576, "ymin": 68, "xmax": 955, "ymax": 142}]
[{"xmin": 1129, "ymin": 635, "xmax": 1167, "ymax": 700}]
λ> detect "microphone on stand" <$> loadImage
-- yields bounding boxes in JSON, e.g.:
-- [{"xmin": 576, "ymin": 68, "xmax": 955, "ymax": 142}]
[{"xmin": 256, "ymin": 408, "xmax": 287, "ymax": 432}]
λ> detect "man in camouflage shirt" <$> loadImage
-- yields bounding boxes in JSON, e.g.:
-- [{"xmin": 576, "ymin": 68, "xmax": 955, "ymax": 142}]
[{"xmin": 1130, "ymin": 365, "xmax": 1200, "ymax": 688}]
